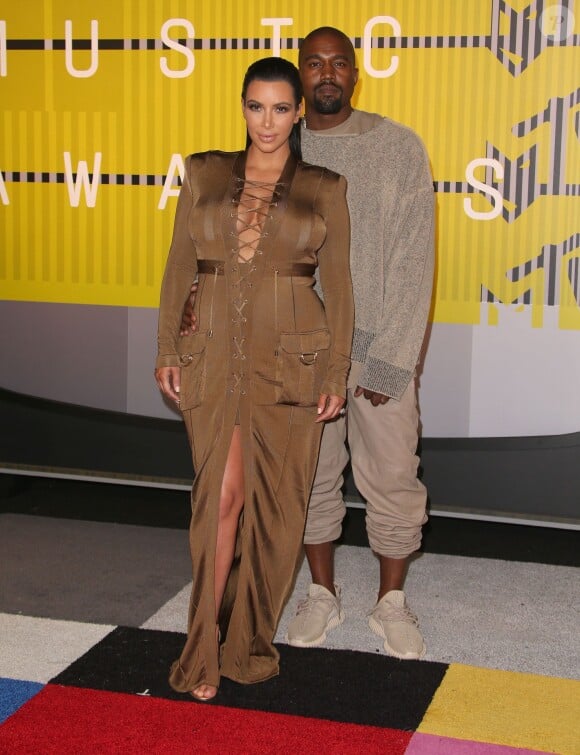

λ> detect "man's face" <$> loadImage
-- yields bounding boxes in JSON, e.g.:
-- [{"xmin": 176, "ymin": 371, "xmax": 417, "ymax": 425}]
[{"xmin": 299, "ymin": 31, "xmax": 358, "ymax": 115}]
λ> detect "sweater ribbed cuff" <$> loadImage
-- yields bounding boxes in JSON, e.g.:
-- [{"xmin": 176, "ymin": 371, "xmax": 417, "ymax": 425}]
[{"xmin": 359, "ymin": 357, "xmax": 412, "ymax": 401}]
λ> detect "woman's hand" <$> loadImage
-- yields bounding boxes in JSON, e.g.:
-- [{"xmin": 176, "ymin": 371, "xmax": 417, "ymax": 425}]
[
  {"xmin": 155, "ymin": 366, "xmax": 181, "ymax": 405},
  {"xmin": 315, "ymin": 394, "xmax": 346, "ymax": 423}
]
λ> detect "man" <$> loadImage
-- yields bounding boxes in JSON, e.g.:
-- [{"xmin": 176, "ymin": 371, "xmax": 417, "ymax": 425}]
[
  {"xmin": 284, "ymin": 27, "xmax": 434, "ymax": 660},
  {"xmin": 183, "ymin": 27, "xmax": 434, "ymax": 659}
]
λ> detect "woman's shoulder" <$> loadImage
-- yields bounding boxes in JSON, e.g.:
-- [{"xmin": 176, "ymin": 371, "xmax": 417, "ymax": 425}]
[
  {"xmin": 185, "ymin": 150, "xmax": 241, "ymax": 169},
  {"xmin": 298, "ymin": 160, "xmax": 345, "ymax": 185},
  {"xmin": 296, "ymin": 161, "xmax": 347, "ymax": 210}
]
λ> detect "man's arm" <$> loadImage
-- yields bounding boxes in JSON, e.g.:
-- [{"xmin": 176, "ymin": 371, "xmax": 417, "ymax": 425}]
[
  {"xmin": 360, "ymin": 133, "xmax": 435, "ymax": 400},
  {"xmin": 180, "ymin": 282, "xmax": 198, "ymax": 336}
]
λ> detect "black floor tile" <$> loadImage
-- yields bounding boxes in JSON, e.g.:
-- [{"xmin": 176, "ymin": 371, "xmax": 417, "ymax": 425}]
[{"xmin": 52, "ymin": 626, "xmax": 448, "ymax": 730}]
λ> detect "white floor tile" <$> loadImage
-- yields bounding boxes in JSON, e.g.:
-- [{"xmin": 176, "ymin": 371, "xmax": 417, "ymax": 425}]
[{"xmin": 0, "ymin": 613, "xmax": 115, "ymax": 683}]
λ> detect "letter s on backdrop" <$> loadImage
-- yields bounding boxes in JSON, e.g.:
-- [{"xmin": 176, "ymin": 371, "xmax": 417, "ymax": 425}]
[{"xmin": 160, "ymin": 19, "xmax": 195, "ymax": 78}]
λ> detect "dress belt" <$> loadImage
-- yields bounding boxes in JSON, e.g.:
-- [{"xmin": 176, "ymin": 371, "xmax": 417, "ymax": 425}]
[{"xmin": 197, "ymin": 259, "xmax": 316, "ymax": 277}]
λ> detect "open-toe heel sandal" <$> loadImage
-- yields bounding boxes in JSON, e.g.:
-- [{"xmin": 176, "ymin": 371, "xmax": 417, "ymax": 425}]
[{"xmin": 190, "ymin": 625, "xmax": 220, "ymax": 701}]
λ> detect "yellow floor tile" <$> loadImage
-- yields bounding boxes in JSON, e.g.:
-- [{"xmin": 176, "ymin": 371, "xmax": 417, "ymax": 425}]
[{"xmin": 418, "ymin": 663, "xmax": 580, "ymax": 755}]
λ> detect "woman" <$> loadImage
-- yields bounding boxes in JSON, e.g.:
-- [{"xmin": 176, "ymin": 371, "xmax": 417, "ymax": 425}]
[{"xmin": 155, "ymin": 57, "xmax": 353, "ymax": 701}]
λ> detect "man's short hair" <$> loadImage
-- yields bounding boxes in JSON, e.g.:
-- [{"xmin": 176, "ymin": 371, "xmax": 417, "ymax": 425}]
[{"xmin": 298, "ymin": 27, "xmax": 356, "ymax": 66}]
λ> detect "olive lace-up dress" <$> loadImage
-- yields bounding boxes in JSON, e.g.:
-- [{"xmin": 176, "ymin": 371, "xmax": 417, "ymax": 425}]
[{"xmin": 156, "ymin": 149, "xmax": 353, "ymax": 691}]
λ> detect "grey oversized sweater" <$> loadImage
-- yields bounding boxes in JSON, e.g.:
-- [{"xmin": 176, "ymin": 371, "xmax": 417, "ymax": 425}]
[{"xmin": 302, "ymin": 112, "xmax": 435, "ymax": 400}]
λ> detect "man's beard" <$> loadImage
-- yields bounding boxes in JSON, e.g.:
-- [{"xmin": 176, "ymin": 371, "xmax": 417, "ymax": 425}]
[{"xmin": 312, "ymin": 86, "xmax": 343, "ymax": 114}]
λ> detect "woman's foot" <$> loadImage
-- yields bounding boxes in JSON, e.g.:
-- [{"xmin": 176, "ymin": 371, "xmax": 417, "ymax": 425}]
[
  {"xmin": 190, "ymin": 625, "xmax": 220, "ymax": 701},
  {"xmin": 191, "ymin": 683, "xmax": 218, "ymax": 701}
]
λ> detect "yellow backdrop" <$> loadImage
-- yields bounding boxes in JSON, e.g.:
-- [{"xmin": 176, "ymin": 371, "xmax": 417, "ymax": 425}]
[{"xmin": 1, "ymin": 1, "xmax": 579, "ymax": 329}]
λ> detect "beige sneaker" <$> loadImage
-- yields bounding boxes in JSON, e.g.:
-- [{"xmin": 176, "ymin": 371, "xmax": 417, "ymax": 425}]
[
  {"xmin": 368, "ymin": 590, "xmax": 426, "ymax": 660},
  {"xmin": 286, "ymin": 583, "xmax": 345, "ymax": 647}
]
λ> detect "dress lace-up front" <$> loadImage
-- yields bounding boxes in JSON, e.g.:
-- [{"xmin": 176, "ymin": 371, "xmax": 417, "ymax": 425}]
[
  {"xmin": 226, "ymin": 176, "xmax": 285, "ymax": 392},
  {"xmin": 231, "ymin": 176, "xmax": 283, "ymax": 263}
]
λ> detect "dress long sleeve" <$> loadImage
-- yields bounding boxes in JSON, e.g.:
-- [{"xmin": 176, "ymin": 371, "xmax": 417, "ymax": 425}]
[
  {"xmin": 317, "ymin": 175, "xmax": 354, "ymax": 399},
  {"xmin": 156, "ymin": 156, "xmax": 198, "ymax": 369}
]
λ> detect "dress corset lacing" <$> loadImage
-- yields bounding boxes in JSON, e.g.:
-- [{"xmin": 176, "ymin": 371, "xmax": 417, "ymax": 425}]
[
  {"xmin": 230, "ymin": 176, "xmax": 282, "ymax": 265},
  {"xmin": 228, "ymin": 177, "xmax": 285, "ymax": 370}
]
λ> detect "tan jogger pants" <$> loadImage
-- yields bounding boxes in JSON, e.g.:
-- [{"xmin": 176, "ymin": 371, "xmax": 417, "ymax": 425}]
[{"xmin": 304, "ymin": 362, "xmax": 428, "ymax": 558}]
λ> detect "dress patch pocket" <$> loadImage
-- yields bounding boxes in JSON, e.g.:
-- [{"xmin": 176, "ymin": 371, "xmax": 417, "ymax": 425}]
[
  {"xmin": 177, "ymin": 331, "xmax": 208, "ymax": 410},
  {"xmin": 276, "ymin": 329, "xmax": 331, "ymax": 407}
]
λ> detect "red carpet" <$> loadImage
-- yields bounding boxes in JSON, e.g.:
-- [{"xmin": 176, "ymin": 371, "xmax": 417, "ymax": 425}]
[{"xmin": 0, "ymin": 684, "xmax": 411, "ymax": 754}]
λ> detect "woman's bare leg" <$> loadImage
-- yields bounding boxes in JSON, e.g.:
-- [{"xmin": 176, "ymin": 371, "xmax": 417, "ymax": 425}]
[{"xmin": 193, "ymin": 426, "xmax": 245, "ymax": 700}]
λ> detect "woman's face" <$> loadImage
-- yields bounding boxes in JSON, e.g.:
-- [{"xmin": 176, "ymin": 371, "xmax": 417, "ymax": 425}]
[{"xmin": 242, "ymin": 79, "xmax": 302, "ymax": 156}]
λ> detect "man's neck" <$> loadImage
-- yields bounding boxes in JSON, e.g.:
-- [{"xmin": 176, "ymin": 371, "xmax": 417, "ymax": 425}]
[{"xmin": 303, "ymin": 105, "xmax": 354, "ymax": 131}]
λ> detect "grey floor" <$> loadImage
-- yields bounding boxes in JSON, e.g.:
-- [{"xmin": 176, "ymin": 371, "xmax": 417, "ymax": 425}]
[{"xmin": 1, "ymin": 512, "xmax": 579, "ymax": 683}]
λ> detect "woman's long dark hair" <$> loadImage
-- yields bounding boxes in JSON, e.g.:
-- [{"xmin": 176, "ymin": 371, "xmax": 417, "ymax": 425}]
[{"xmin": 241, "ymin": 57, "xmax": 303, "ymax": 160}]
